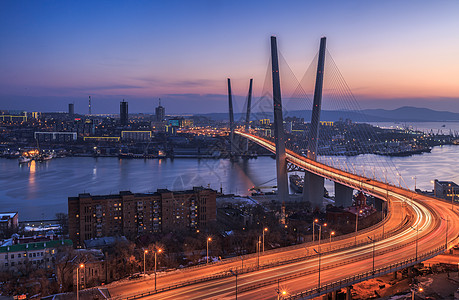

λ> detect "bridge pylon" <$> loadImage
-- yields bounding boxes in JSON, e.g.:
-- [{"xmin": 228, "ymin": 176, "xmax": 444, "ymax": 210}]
[
  {"xmin": 244, "ymin": 78, "xmax": 253, "ymax": 153},
  {"xmin": 227, "ymin": 78, "xmax": 236, "ymax": 155},
  {"xmin": 271, "ymin": 36, "xmax": 289, "ymax": 202},
  {"xmin": 303, "ymin": 37, "xmax": 326, "ymax": 209}
]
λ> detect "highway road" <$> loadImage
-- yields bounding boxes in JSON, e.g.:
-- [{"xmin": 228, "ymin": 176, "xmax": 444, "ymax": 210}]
[{"xmin": 104, "ymin": 132, "xmax": 459, "ymax": 299}]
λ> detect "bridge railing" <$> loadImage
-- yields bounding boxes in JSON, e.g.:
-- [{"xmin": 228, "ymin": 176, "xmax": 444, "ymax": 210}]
[
  {"xmin": 285, "ymin": 245, "xmax": 446, "ymax": 300},
  {"xmin": 110, "ymin": 225, "xmax": 425, "ymax": 300},
  {"xmin": 235, "ymin": 234, "xmax": 435, "ymax": 295}
]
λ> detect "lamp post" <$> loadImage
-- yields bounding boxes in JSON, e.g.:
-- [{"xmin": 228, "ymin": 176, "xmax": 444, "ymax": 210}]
[
  {"xmin": 367, "ymin": 236, "xmax": 375, "ymax": 273},
  {"xmin": 143, "ymin": 249, "xmax": 148, "ymax": 278},
  {"xmin": 412, "ymin": 286, "xmax": 423, "ymax": 300},
  {"xmin": 355, "ymin": 210, "xmax": 363, "ymax": 246},
  {"xmin": 451, "ymin": 186, "xmax": 455, "ymax": 210},
  {"xmin": 412, "ymin": 176, "xmax": 417, "ymax": 191},
  {"xmin": 230, "ymin": 268, "xmax": 238, "ymax": 300},
  {"xmin": 440, "ymin": 216, "xmax": 449, "ymax": 250},
  {"xmin": 452, "ymin": 188, "xmax": 455, "ymax": 210},
  {"xmin": 313, "ymin": 248, "xmax": 321, "ymax": 289},
  {"xmin": 76, "ymin": 263, "xmax": 84, "ymax": 300},
  {"xmin": 206, "ymin": 237, "xmax": 212, "ymax": 264},
  {"xmin": 154, "ymin": 249, "xmax": 162, "ymax": 291},
  {"xmin": 312, "ymin": 219, "xmax": 318, "ymax": 242},
  {"xmin": 315, "ymin": 223, "xmax": 326, "ymax": 251},
  {"xmin": 276, "ymin": 279, "xmax": 287, "ymax": 300},
  {"xmin": 263, "ymin": 227, "xmax": 268, "ymax": 254},
  {"xmin": 329, "ymin": 231, "xmax": 335, "ymax": 244},
  {"xmin": 410, "ymin": 224, "xmax": 421, "ymax": 261},
  {"xmin": 257, "ymin": 236, "xmax": 261, "ymax": 268}
]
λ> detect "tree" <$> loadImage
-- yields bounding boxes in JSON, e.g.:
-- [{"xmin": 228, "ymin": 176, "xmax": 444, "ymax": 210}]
[{"xmin": 55, "ymin": 213, "xmax": 69, "ymax": 235}]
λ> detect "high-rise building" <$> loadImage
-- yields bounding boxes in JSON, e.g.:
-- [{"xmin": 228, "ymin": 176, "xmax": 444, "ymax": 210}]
[
  {"xmin": 68, "ymin": 103, "xmax": 74, "ymax": 116},
  {"xmin": 68, "ymin": 187, "xmax": 217, "ymax": 248},
  {"xmin": 120, "ymin": 100, "xmax": 128, "ymax": 126},
  {"xmin": 434, "ymin": 179, "xmax": 459, "ymax": 202},
  {"xmin": 155, "ymin": 98, "xmax": 165, "ymax": 122}
]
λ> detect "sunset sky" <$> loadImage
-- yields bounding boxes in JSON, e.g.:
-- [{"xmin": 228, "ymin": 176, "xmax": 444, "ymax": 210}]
[{"xmin": 1, "ymin": 1, "xmax": 458, "ymax": 114}]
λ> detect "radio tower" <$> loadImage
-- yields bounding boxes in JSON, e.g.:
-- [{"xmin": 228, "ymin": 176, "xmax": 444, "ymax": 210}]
[{"xmin": 88, "ymin": 96, "xmax": 92, "ymax": 115}]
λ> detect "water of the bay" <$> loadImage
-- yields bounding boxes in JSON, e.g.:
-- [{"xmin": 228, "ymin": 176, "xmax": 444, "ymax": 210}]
[{"xmin": 1, "ymin": 125, "xmax": 458, "ymax": 221}]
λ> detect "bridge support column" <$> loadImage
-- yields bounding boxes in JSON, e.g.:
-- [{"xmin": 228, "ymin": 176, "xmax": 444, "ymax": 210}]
[
  {"xmin": 271, "ymin": 36, "xmax": 289, "ymax": 202},
  {"xmin": 303, "ymin": 172, "xmax": 324, "ymax": 210},
  {"xmin": 374, "ymin": 197, "xmax": 384, "ymax": 211},
  {"xmin": 334, "ymin": 183, "xmax": 353, "ymax": 207},
  {"xmin": 346, "ymin": 286, "xmax": 352, "ymax": 300},
  {"xmin": 303, "ymin": 37, "xmax": 326, "ymax": 209}
]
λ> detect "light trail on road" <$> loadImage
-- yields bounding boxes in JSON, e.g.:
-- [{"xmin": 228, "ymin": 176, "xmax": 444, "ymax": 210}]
[{"xmin": 105, "ymin": 132, "xmax": 459, "ymax": 300}]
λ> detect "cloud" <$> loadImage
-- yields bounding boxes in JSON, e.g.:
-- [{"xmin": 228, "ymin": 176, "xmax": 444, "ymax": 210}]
[{"xmin": 133, "ymin": 76, "xmax": 220, "ymax": 89}]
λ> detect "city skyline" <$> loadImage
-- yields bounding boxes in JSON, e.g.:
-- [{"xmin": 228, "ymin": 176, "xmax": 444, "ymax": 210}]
[{"xmin": 1, "ymin": 1, "xmax": 459, "ymax": 114}]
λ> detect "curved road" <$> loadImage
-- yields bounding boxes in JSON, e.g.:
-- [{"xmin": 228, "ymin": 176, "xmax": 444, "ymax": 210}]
[{"xmin": 105, "ymin": 132, "xmax": 459, "ymax": 300}]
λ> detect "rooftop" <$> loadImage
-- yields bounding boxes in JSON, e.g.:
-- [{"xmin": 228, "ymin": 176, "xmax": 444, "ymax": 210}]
[
  {"xmin": 0, "ymin": 239, "xmax": 72, "ymax": 253},
  {"xmin": 0, "ymin": 212, "xmax": 18, "ymax": 219},
  {"xmin": 70, "ymin": 187, "xmax": 215, "ymax": 200}
]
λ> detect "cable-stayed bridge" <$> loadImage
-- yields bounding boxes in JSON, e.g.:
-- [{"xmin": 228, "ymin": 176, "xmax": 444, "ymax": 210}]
[{"xmin": 108, "ymin": 36, "xmax": 459, "ymax": 300}]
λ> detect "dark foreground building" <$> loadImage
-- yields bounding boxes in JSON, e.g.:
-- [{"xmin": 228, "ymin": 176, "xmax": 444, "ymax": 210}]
[{"xmin": 68, "ymin": 187, "xmax": 216, "ymax": 247}]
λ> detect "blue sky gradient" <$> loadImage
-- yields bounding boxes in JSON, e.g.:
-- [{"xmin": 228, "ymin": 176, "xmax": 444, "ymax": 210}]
[{"xmin": 1, "ymin": 1, "xmax": 458, "ymax": 114}]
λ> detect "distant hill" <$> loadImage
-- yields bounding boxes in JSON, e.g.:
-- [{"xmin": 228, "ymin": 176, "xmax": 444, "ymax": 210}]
[
  {"xmin": 196, "ymin": 106, "xmax": 459, "ymax": 122},
  {"xmin": 360, "ymin": 107, "xmax": 459, "ymax": 122}
]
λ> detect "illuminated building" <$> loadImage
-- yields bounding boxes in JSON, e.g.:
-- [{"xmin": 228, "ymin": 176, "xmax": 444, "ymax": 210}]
[
  {"xmin": 121, "ymin": 131, "xmax": 152, "ymax": 141},
  {"xmin": 120, "ymin": 100, "xmax": 128, "ymax": 126},
  {"xmin": 0, "ymin": 234, "xmax": 72, "ymax": 272},
  {"xmin": 434, "ymin": 179, "xmax": 459, "ymax": 202},
  {"xmin": 155, "ymin": 98, "xmax": 165, "ymax": 122},
  {"xmin": 68, "ymin": 187, "xmax": 217, "ymax": 248}
]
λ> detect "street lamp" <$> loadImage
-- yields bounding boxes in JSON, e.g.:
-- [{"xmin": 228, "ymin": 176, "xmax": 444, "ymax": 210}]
[
  {"xmin": 440, "ymin": 216, "xmax": 450, "ymax": 250},
  {"xmin": 263, "ymin": 227, "xmax": 268, "ymax": 254},
  {"xmin": 230, "ymin": 268, "xmax": 238, "ymax": 300},
  {"xmin": 412, "ymin": 176, "xmax": 417, "ymax": 191},
  {"xmin": 410, "ymin": 224, "xmax": 422, "ymax": 261},
  {"xmin": 411, "ymin": 286, "xmax": 424, "ymax": 299},
  {"xmin": 313, "ymin": 248, "xmax": 321, "ymax": 289},
  {"xmin": 355, "ymin": 209, "xmax": 363, "ymax": 246},
  {"xmin": 275, "ymin": 279, "xmax": 287, "ymax": 300},
  {"xmin": 257, "ymin": 236, "xmax": 261, "ymax": 268},
  {"xmin": 76, "ymin": 263, "xmax": 84, "ymax": 300},
  {"xmin": 206, "ymin": 237, "xmax": 212, "ymax": 264},
  {"xmin": 143, "ymin": 249, "xmax": 148, "ymax": 278},
  {"xmin": 329, "ymin": 231, "xmax": 335, "ymax": 244},
  {"xmin": 154, "ymin": 249, "xmax": 162, "ymax": 291},
  {"xmin": 367, "ymin": 236, "xmax": 375, "ymax": 274},
  {"xmin": 312, "ymin": 219, "xmax": 318, "ymax": 242},
  {"xmin": 314, "ymin": 222, "xmax": 327, "ymax": 251}
]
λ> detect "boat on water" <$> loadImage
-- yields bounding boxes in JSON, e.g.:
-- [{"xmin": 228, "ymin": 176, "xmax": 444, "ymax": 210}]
[
  {"xmin": 18, "ymin": 156, "xmax": 32, "ymax": 164},
  {"xmin": 289, "ymin": 174, "xmax": 303, "ymax": 193},
  {"xmin": 37, "ymin": 153, "xmax": 54, "ymax": 162}
]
